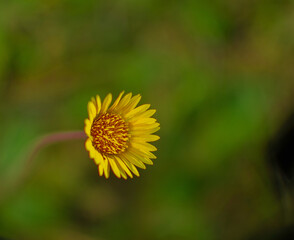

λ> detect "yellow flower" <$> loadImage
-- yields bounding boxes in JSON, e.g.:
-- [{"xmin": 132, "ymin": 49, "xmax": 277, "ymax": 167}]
[{"xmin": 84, "ymin": 91, "xmax": 160, "ymax": 179}]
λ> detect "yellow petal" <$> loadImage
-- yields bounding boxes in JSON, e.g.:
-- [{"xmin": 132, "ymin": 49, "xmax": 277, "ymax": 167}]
[
  {"xmin": 104, "ymin": 158, "xmax": 110, "ymax": 179},
  {"xmin": 98, "ymin": 164, "xmax": 104, "ymax": 176},
  {"xmin": 131, "ymin": 126, "xmax": 160, "ymax": 136},
  {"xmin": 108, "ymin": 91, "xmax": 125, "ymax": 112},
  {"xmin": 141, "ymin": 158, "xmax": 153, "ymax": 165},
  {"xmin": 91, "ymin": 97, "xmax": 96, "ymax": 109},
  {"xmin": 100, "ymin": 93, "xmax": 112, "ymax": 114},
  {"xmin": 127, "ymin": 149, "xmax": 154, "ymax": 165},
  {"xmin": 132, "ymin": 122, "xmax": 160, "ymax": 129},
  {"xmin": 129, "ymin": 146, "xmax": 157, "ymax": 159},
  {"xmin": 108, "ymin": 156, "xmax": 121, "ymax": 178},
  {"xmin": 132, "ymin": 142, "xmax": 157, "ymax": 152},
  {"xmin": 85, "ymin": 140, "xmax": 94, "ymax": 156},
  {"xmin": 85, "ymin": 138, "xmax": 96, "ymax": 159},
  {"xmin": 121, "ymin": 94, "xmax": 141, "ymax": 113},
  {"xmin": 85, "ymin": 138, "xmax": 92, "ymax": 151},
  {"xmin": 124, "ymin": 104, "xmax": 150, "ymax": 119},
  {"xmin": 134, "ymin": 155, "xmax": 153, "ymax": 165},
  {"xmin": 120, "ymin": 155, "xmax": 140, "ymax": 177},
  {"xmin": 114, "ymin": 156, "xmax": 133, "ymax": 178},
  {"xmin": 84, "ymin": 119, "xmax": 92, "ymax": 137},
  {"xmin": 120, "ymin": 170, "xmax": 127, "ymax": 179},
  {"xmin": 96, "ymin": 95, "xmax": 102, "ymax": 114},
  {"xmin": 131, "ymin": 118, "xmax": 157, "ymax": 125},
  {"xmin": 114, "ymin": 93, "xmax": 132, "ymax": 112},
  {"xmin": 122, "ymin": 152, "xmax": 146, "ymax": 169},
  {"xmin": 87, "ymin": 101, "xmax": 97, "ymax": 121},
  {"xmin": 115, "ymin": 163, "xmax": 127, "ymax": 179},
  {"xmin": 93, "ymin": 150, "xmax": 103, "ymax": 165},
  {"xmin": 113, "ymin": 158, "xmax": 128, "ymax": 179},
  {"xmin": 132, "ymin": 135, "xmax": 160, "ymax": 142},
  {"xmin": 128, "ymin": 109, "xmax": 156, "ymax": 121}
]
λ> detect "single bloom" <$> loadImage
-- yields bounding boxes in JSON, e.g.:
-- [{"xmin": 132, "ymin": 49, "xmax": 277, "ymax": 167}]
[{"xmin": 84, "ymin": 91, "xmax": 160, "ymax": 179}]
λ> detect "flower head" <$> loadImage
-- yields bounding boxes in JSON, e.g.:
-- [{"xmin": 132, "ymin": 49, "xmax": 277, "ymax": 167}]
[{"xmin": 84, "ymin": 91, "xmax": 160, "ymax": 179}]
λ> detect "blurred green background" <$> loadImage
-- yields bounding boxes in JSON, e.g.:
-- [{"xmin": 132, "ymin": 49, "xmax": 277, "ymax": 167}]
[{"xmin": 0, "ymin": 0, "xmax": 294, "ymax": 239}]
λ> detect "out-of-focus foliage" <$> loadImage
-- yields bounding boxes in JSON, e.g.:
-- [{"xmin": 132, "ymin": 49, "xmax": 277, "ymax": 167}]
[{"xmin": 0, "ymin": 0, "xmax": 294, "ymax": 239}]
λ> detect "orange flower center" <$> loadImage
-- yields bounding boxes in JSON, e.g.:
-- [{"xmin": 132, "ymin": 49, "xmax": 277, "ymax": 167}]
[{"xmin": 90, "ymin": 113, "xmax": 129, "ymax": 155}]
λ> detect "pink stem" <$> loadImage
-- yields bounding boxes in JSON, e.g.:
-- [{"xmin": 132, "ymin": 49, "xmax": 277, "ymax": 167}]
[
  {"xmin": 31, "ymin": 131, "xmax": 87, "ymax": 158},
  {"xmin": 0, "ymin": 130, "xmax": 87, "ymax": 201}
]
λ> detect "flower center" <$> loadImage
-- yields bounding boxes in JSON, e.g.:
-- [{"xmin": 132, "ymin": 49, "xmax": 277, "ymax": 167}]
[{"xmin": 90, "ymin": 113, "xmax": 129, "ymax": 155}]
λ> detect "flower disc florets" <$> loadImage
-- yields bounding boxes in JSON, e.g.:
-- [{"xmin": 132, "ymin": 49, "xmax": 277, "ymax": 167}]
[{"xmin": 91, "ymin": 113, "xmax": 129, "ymax": 155}]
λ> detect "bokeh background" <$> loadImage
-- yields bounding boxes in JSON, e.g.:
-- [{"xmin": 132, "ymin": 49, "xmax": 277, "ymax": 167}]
[{"xmin": 1, "ymin": 0, "xmax": 294, "ymax": 239}]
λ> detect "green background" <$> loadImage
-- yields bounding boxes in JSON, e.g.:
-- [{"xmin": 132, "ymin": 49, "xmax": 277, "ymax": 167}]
[{"xmin": 0, "ymin": 0, "xmax": 294, "ymax": 239}]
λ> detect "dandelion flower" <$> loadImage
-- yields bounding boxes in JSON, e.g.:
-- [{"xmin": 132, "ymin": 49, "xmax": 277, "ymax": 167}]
[{"xmin": 84, "ymin": 91, "xmax": 160, "ymax": 179}]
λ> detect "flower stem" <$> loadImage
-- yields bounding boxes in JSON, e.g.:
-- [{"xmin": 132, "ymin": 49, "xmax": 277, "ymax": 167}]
[{"xmin": 0, "ymin": 130, "xmax": 87, "ymax": 202}]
